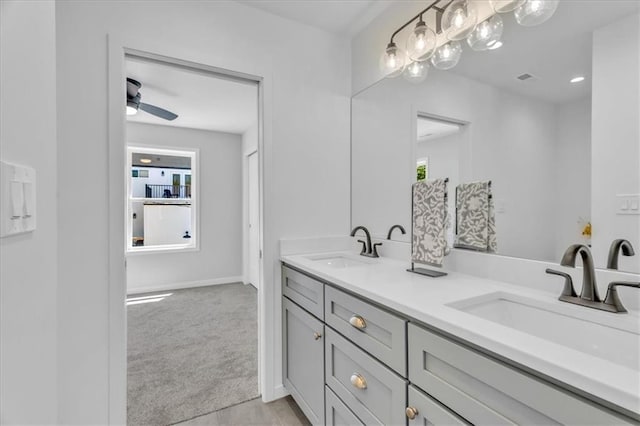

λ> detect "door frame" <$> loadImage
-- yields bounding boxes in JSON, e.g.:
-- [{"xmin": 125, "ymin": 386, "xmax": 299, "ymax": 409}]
[{"xmin": 107, "ymin": 36, "xmax": 267, "ymax": 424}]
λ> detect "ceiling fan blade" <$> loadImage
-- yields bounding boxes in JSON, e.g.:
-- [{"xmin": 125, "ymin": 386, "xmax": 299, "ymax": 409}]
[{"xmin": 139, "ymin": 103, "xmax": 178, "ymax": 121}]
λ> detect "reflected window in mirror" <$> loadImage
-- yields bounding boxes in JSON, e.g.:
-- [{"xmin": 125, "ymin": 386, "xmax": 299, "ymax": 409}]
[
  {"xmin": 127, "ymin": 146, "xmax": 198, "ymax": 253},
  {"xmin": 417, "ymin": 158, "xmax": 428, "ymax": 181}
]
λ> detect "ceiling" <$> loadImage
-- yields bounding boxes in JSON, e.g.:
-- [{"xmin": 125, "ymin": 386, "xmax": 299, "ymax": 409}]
[
  {"xmin": 449, "ymin": 1, "xmax": 640, "ymax": 104},
  {"xmin": 417, "ymin": 116, "xmax": 461, "ymax": 140},
  {"xmin": 236, "ymin": 0, "xmax": 393, "ymax": 35},
  {"xmin": 126, "ymin": 57, "xmax": 257, "ymax": 134}
]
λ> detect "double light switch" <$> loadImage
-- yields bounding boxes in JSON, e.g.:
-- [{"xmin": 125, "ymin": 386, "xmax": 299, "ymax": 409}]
[{"xmin": 1, "ymin": 160, "xmax": 36, "ymax": 237}]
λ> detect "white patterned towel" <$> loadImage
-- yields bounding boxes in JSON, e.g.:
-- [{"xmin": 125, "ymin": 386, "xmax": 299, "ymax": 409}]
[
  {"xmin": 412, "ymin": 178, "xmax": 448, "ymax": 267},
  {"xmin": 454, "ymin": 181, "xmax": 497, "ymax": 252}
]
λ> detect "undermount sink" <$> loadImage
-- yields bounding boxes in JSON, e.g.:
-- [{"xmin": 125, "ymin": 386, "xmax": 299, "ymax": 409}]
[
  {"xmin": 305, "ymin": 253, "xmax": 375, "ymax": 269},
  {"xmin": 449, "ymin": 292, "xmax": 640, "ymax": 371}
]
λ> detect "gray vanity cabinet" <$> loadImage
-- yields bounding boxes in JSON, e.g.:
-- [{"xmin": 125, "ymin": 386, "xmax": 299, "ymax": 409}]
[
  {"xmin": 325, "ymin": 386, "xmax": 364, "ymax": 426},
  {"xmin": 324, "ymin": 328, "xmax": 407, "ymax": 426},
  {"xmin": 282, "ymin": 263, "xmax": 636, "ymax": 426},
  {"xmin": 283, "ymin": 297, "xmax": 325, "ymax": 425},
  {"xmin": 408, "ymin": 323, "xmax": 633, "ymax": 425},
  {"xmin": 407, "ymin": 385, "xmax": 469, "ymax": 425}
]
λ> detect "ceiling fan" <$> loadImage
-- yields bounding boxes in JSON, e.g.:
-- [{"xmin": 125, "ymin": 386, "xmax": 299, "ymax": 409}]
[{"xmin": 126, "ymin": 78, "xmax": 178, "ymax": 121}]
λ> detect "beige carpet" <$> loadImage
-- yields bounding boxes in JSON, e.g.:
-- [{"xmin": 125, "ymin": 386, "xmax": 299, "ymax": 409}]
[{"xmin": 127, "ymin": 283, "xmax": 259, "ymax": 426}]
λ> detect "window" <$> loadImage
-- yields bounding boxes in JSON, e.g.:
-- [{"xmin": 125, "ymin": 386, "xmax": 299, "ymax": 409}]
[
  {"xmin": 127, "ymin": 146, "xmax": 198, "ymax": 253},
  {"xmin": 416, "ymin": 158, "xmax": 429, "ymax": 181}
]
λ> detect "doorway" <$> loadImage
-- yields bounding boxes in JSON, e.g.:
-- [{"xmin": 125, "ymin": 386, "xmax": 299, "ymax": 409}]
[{"xmin": 121, "ymin": 52, "xmax": 263, "ymax": 425}]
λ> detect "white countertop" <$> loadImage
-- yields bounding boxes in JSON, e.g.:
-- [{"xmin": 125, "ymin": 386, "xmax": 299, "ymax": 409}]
[{"xmin": 281, "ymin": 251, "xmax": 640, "ymax": 418}]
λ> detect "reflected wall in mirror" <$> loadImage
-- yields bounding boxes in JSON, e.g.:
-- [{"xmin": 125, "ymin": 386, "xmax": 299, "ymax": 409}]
[
  {"xmin": 127, "ymin": 146, "xmax": 197, "ymax": 252},
  {"xmin": 351, "ymin": 1, "xmax": 639, "ymax": 273}
]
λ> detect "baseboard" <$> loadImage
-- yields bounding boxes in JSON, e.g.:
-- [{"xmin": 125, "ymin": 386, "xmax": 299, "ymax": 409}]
[{"xmin": 127, "ymin": 276, "xmax": 243, "ymax": 295}]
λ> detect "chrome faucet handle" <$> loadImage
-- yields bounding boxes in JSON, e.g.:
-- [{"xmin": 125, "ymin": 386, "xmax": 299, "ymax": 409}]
[
  {"xmin": 603, "ymin": 281, "xmax": 640, "ymax": 313},
  {"xmin": 371, "ymin": 242, "xmax": 382, "ymax": 258},
  {"xmin": 545, "ymin": 268, "xmax": 577, "ymax": 298},
  {"xmin": 356, "ymin": 240, "xmax": 368, "ymax": 256}
]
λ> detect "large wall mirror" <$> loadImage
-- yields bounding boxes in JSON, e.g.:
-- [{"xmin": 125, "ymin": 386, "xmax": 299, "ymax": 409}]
[{"xmin": 351, "ymin": 1, "xmax": 640, "ymax": 273}]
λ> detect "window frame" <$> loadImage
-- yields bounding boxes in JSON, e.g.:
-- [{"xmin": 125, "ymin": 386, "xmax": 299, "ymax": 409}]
[{"xmin": 126, "ymin": 145, "xmax": 200, "ymax": 255}]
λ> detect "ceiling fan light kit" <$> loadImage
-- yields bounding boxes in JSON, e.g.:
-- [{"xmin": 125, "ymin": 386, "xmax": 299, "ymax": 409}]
[
  {"xmin": 380, "ymin": 0, "xmax": 559, "ymax": 83},
  {"xmin": 126, "ymin": 78, "xmax": 179, "ymax": 121}
]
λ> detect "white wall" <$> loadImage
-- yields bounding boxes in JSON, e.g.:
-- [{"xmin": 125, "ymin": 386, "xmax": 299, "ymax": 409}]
[
  {"xmin": 591, "ymin": 14, "xmax": 640, "ymax": 273},
  {"xmin": 0, "ymin": 1, "xmax": 58, "ymax": 424},
  {"xmin": 126, "ymin": 122, "xmax": 242, "ymax": 293},
  {"xmin": 554, "ymin": 97, "xmax": 592, "ymax": 260},
  {"xmin": 55, "ymin": 2, "xmax": 350, "ymax": 423}
]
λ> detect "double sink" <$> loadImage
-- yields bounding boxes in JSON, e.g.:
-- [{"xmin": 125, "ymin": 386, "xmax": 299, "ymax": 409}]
[{"xmin": 303, "ymin": 252, "xmax": 639, "ymax": 372}]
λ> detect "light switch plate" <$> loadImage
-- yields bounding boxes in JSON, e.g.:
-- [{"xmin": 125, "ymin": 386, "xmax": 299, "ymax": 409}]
[
  {"xmin": 1, "ymin": 160, "xmax": 36, "ymax": 237},
  {"xmin": 616, "ymin": 194, "xmax": 640, "ymax": 215}
]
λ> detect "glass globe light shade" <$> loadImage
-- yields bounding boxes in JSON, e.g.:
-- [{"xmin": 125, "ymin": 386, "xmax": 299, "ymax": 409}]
[
  {"xmin": 490, "ymin": 0, "xmax": 526, "ymax": 13},
  {"xmin": 379, "ymin": 42, "xmax": 406, "ymax": 78},
  {"xmin": 406, "ymin": 21, "xmax": 437, "ymax": 61},
  {"xmin": 403, "ymin": 61, "xmax": 429, "ymax": 84},
  {"xmin": 430, "ymin": 41, "xmax": 462, "ymax": 70},
  {"xmin": 442, "ymin": 0, "xmax": 478, "ymax": 41},
  {"xmin": 467, "ymin": 14, "xmax": 504, "ymax": 51},
  {"xmin": 514, "ymin": 0, "xmax": 559, "ymax": 27}
]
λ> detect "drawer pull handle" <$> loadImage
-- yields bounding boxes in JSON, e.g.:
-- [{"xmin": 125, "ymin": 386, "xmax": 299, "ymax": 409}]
[
  {"xmin": 313, "ymin": 332, "xmax": 322, "ymax": 340},
  {"xmin": 405, "ymin": 406, "xmax": 419, "ymax": 420},
  {"xmin": 349, "ymin": 314, "xmax": 367, "ymax": 330},
  {"xmin": 350, "ymin": 373, "xmax": 367, "ymax": 389}
]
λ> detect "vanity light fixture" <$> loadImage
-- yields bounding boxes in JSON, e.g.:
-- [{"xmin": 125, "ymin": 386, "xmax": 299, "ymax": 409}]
[
  {"xmin": 407, "ymin": 19, "xmax": 437, "ymax": 61},
  {"xmin": 467, "ymin": 14, "xmax": 504, "ymax": 51},
  {"xmin": 139, "ymin": 158, "xmax": 152, "ymax": 164},
  {"xmin": 570, "ymin": 76, "xmax": 585, "ymax": 83},
  {"xmin": 403, "ymin": 60, "xmax": 430, "ymax": 83},
  {"xmin": 442, "ymin": 0, "xmax": 478, "ymax": 41},
  {"xmin": 514, "ymin": 0, "xmax": 559, "ymax": 27},
  {"xmin": 379, "ymin": 0, "xmax": 558, "ymax": 82},
  {"xmin": 431, "ymin": 41, "xmax": 463, "ymax": 70},
  {"xmin": 490, "ymin": 0, "xmax": 526, "ymax": 13}
]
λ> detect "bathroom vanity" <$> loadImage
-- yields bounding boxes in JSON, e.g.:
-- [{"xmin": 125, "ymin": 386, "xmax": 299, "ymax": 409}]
[{"xmin": 281, "ymin": 253, "xmax": 639, "ymax": 425}]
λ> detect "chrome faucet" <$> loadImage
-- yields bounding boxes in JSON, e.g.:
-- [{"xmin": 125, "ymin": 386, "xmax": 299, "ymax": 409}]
[
  {"xmin": 546, "ymin": 243, "xmax": 639, "ymax": 313},
  {"xmin": 607, "ymin": 239, "xmax": 635, "ymax": 270},
  {"xmin": 350, "ymin": 226, "xmax": 381, "ymax": 258},
  {"xmin": 386, "ymin": 224, "xmax": 406, "ymax": 240},
  {"xmin": 560, "ymin": 244, "xmax": 600, "ymax": 302}
]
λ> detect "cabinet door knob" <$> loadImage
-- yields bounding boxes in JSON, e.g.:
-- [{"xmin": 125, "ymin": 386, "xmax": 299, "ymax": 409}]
[
  {"xmin": 313, "ymin": 332, "xmax": 322, "ymax": 340},
  {"xmin": 350, "ymin": 373, "xmax": 367, "ymax": 389},
  {"xmin": 349, "ymin": 314, "xmax": 367, "ymax": 330},
  {"xmin": 405, "ymin": 406, "xmax": 419, "ymax": 420}
]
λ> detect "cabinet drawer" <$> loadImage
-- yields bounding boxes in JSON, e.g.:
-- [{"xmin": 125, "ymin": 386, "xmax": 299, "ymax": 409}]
[
  {"xmin": 325, "ymin": 285, "xmax": 407, "ymax": 375},
  {"xmin": 407, "ymin": 385, "xmax": 469, "ymax": 425},
  {"xmin": 408, "ymin": 323, "xmax": 634, "ymax": 425},
  {"xmin": 283, "ymin": 298, "xmax": 325, "ymax": 425},
  {"xmin": 326, "ymin": 386, "xmax": 364, "ymax": 426},
  {"xmin": 325, "ymin": 328, "xmax": 407, "ymax": 426},
  {"xmin": 282, "ymin": 265, "xmax": 324, "ymax": 319}
]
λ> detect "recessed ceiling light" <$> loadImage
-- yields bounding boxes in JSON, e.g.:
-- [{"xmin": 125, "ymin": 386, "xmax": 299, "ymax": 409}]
[
  {"xmin": 487, "ymin": 41, "xmax": 503, "ymax": 50},
  {"xmin": 570, "ymin": 76, "xmax": 585, "ymax": 83},
  {"xmin": 139, "ymin": 158, "xmax": 152, "ymax": 164}
]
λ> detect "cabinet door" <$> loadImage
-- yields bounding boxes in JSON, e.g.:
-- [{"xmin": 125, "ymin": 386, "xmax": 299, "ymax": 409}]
[
  {"xmin": 326, "ymin": 386, "xmax": 364, "ymax": 426},
  {"xmin": 283, "ymin": 297, "xmax": 325, "ymax": 425},
  {"xmin": 407, "ymin": 385, "xmax": 469, "ymax": 426}
]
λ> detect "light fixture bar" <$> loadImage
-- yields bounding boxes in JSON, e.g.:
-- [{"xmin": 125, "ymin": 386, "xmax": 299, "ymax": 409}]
[{"xmin": 388, "ymin": 0, "xmax": 454, "ymax": 44}]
